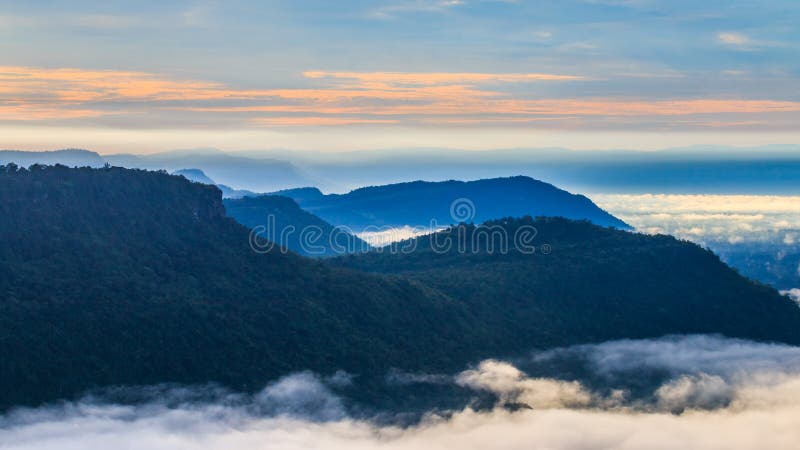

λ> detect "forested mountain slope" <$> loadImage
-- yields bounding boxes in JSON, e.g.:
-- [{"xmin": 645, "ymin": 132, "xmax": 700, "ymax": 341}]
[
  {"xmin": 2, "ymin": 165, "xmax": 798, "ymax": 410},
  {"xmin": 334, "ymin": 217, "xmax": 800, "ymax": 350},
  {"xmin": 0, "ymin": 165, "xmax": 470, "ymax": 407}
]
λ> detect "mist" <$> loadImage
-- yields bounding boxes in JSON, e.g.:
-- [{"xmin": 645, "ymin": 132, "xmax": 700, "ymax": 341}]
[{"xmin": 4, "ymin": 335, "xmax": 800, "ymax": 450}]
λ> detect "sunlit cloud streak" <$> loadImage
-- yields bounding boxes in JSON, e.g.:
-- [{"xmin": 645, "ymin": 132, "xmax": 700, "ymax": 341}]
[{"xmin": 4, "ymin": 66, "xmax": 800, "ymax": 129}]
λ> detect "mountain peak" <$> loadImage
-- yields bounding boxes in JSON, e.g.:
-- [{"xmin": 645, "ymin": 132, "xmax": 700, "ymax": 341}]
[
  {"xmin": 174, "ymin": 168, "xmax": 216, "ymax": 185},
  {"xmin": 278, "ymin": 176, "xmax": 629, "ymax": 231}
]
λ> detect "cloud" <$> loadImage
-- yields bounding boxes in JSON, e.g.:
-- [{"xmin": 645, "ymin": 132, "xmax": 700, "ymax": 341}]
[
  {"xmin": 715, "ymin": 32, "xmax": 784, "ymax": 52},
  {"xmin": 456, "ymin": 360, "xmax": 593, "ymax": 408},
  {"xmin": 357, "ymin": 226, "xmax": 440, "ymax": 247},
  {"xmin": 538, "ymin": 335, "xmax": 800, "ymax": 381},
  {"xmin": 6, "ymin": 336, "xmax": 800, "ymax": 449},
  {"xmin": 717, "ymin": 32, "xmax": 751, "ymax": 46},
  {"xmin": 655, "ymin": 373, "xmax": 732, "ymax": 411},
  {"xmin": 782, "ymin": 288, "xmax": 800, "ymax": 304},
  {"xmin": 249, "ymin": 117, "xmax": 400, "ymax": 126},
  {"xmin": 594, "ymin": 194, "xmax": 800, "ymax": 245},
  {"xmin": 303, "ymin": 71, "xmax": 582, "ymax": 84},
  {"xmin": 4, "ymin": 66, "xmax": 800, "ymax": 129},
  {"xmin": 367, "ymin": 0, "xmax": 465, "ymax": 19}
]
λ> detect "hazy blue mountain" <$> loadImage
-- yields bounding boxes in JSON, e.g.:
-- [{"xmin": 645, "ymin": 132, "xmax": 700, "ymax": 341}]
[
  {"xmin": 105, "ymin": 148, "xmax": 313, "ymax": 192},
  {"xmin": 244, "ymin": 146, "xmax": 800, "ymax": 194},
  {"xmin": 174, "ymin": 168, "xmax": 216, "ymax": 185},
  {"xmin": 2, "ymin": 165, "xmax": 799, "ymax": 408},
  {"xmin": 270, "ymin": 186, "xmax": 326, "ymax": 203},
  {"xmin": 173, "ymin": 168, "xmax": 258, "ymax": 198},
  {"xmin": 8, "ymin": 147, "xmax": 799, "ymax": 195},
  {"xmin": 275, "ymin": 176, "xmax": 630, "ymax": 231},
  {"xmin": 224, "ymin": 195, "xmax": 370, "ymax": 256},
  {"xmin": 0, "ymin": 149, "xmax": 106, "ymax": 168}
]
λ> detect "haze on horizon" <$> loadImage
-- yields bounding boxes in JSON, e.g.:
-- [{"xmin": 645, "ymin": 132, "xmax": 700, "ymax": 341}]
[{"xmin": 2, "ymin": 0, "xmax": 800, "ymax": 153}]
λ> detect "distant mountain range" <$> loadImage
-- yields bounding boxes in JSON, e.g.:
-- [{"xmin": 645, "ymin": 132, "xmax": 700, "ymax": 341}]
[
  {"xmin": 104, "ymin": 149, "xmax": 313, "ymax": 192},
  {"xmin": 175, "ymin": 168, "xmax": 629, "ymax": 249},
  {"xmin": 0, "ymin": 148, "xmax": 312, "ymax": 193},
  {"xmin": 4, "ymin": 146, "xmax": 800, "ymax": 194},
  {"xmin": 173, "ymin": 168, "xmax": 258, "ymax": 198},
  {"xmin": 0, "ymin": 149, "xmax": 105, "ymax": 168},
  {"xmin": 274, "ymin": 176, "xmax": 630, "ymax": 231},
  {"xmin": 174, "ymin": 168, "xmax": 369, "ymax": 256},
  {"xmin": 223, "ymin": 195, "xmax": 370, "ymax": 257},
  {"xmin": 2, "ymin": 164, "xmax": 799, "ymax": 408}
]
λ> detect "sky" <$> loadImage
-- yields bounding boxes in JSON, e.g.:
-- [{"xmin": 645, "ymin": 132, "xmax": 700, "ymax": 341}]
[{"xmin": 1, "ymin": 0, "xmax": 800, "ymax": 153}]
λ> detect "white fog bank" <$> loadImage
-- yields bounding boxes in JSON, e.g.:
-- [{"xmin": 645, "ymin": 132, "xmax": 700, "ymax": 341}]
[{"xmin": 3, "ymin": 335, "xmax": 800, "ymax": 450}]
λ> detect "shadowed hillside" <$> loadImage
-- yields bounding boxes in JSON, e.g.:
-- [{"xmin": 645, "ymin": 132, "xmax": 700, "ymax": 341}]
[
  {"xmin": 0, "ymin": 165, "xmax": 474, "ymax": 407},
  {"xmin": 2, "ymin": 165, "xmax": 799, "ymax": 410},
  {"xmin": 334, "ymin": 217, "xmax": 800, "ymax": 350},
  {"xmin": 224, "ymin": 194, "xmax": 370, "ymax": 256}
]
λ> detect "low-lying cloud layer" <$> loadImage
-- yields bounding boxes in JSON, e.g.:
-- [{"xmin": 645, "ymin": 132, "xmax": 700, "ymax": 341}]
[
  {"xmin": 595, "ymin": 194, "xmax": 800, "ymax": 246},
  {"xmin": 4, "ymin": 335, "xmax": 800, "ymax": 449}
]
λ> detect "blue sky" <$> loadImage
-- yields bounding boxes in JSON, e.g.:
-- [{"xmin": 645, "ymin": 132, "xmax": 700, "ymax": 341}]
[{"xmin": 1, "ymin": 0, "xmax": 799, "ymax": 152}]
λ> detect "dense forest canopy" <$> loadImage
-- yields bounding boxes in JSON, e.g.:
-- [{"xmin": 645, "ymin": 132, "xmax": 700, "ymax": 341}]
[{"xmin": 1, "ymin": 164, "xmax": 799, "ymax": 409}]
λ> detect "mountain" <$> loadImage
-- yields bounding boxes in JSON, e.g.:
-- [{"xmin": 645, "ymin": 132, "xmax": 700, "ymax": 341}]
[
  {"xmin": 334, "ymin": 217, "xmax": 800, "ymax": 350},
  {"xmin": 174, "ymin": 169, "xmax": 368, "ymax": 255},
  {"xmin": 269, "ymin": 146, "xmax": 800, "ymax": 194},
  {"xmin": 2, "ymin": 165, "xmax": 799, "ymax": 409},
  {"xmin": 0, "ymin": 165, "xmax": 472, "ymax": 407},
  {"xmin": 270, "ymin": 186, "xmax": 326, "ymax": 203},
  {"xmin": 173, "ymin": 168, "xmax": 216, "ymax": 185},
  {"xmin": 0, "ymin": 149, "xmax": 106, "ymax": 168},
  {"xmin": 174, "ymin": 168, "xmax": 259, "ymax": 198},
  {"xmin": 223, "ymin": 195, "xmax": 370, "ymax": 256},
  {"xmin": 275, "ymin": 176, "xmax": 630, "ymax": 231},
  {"xmin": 104, "ymin": 148, "xmax": 313, "ymax": 192}
]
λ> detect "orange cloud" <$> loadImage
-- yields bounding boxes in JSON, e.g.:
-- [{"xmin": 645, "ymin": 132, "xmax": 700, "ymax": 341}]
[
  {"xmin": 303, "ymin": 71, "xmax": 582, "ymax": 85},
  {"xmin": 184, "ymin": 99, "xmax": 800, "ymax": 117},
  {"xmin": 2, "ymin": 66, "xmax": 800, "ymax": 128},
  {"xmin": 249, "ymin": 117, "xmax": 399, "ymax": 126},
  {"xmin": 0, "ymin": 103, "xmax": 107, "ymax": 120}
]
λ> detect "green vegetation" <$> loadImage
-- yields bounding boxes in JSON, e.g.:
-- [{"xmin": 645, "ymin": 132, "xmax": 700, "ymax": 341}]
[
  {"xmin": 0, "ymin": 165, "xmax": 473, "ymax": 407},
  {"xmin": 335, "ymin": 217, "xmax": 800, "ymax": 351},
  {"xmin": 1, "ymin": 165, "xmax": 799, "ymax": 409}
]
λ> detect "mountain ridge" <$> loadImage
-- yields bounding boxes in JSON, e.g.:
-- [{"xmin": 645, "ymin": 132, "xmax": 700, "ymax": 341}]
[
  {"xmin": 223, "ymin": 194, "xmax": 371, "ymax": 256},
  {"xmin": 2, "ymin": 165, "xmax": 799, "ymax": 409},
  {"xmin": 277, "ymin": 176, "xmax": 630, "ymax": 231}
]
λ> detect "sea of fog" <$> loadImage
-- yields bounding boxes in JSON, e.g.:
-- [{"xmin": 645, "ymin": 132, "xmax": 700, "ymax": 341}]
[
  {"xmin": 4, "ymin": 335, "xmax": 800, "ymax": 449},
  {"xmin": 594, "ymin": 194, "xmax": 800, "ymax": 246}
]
